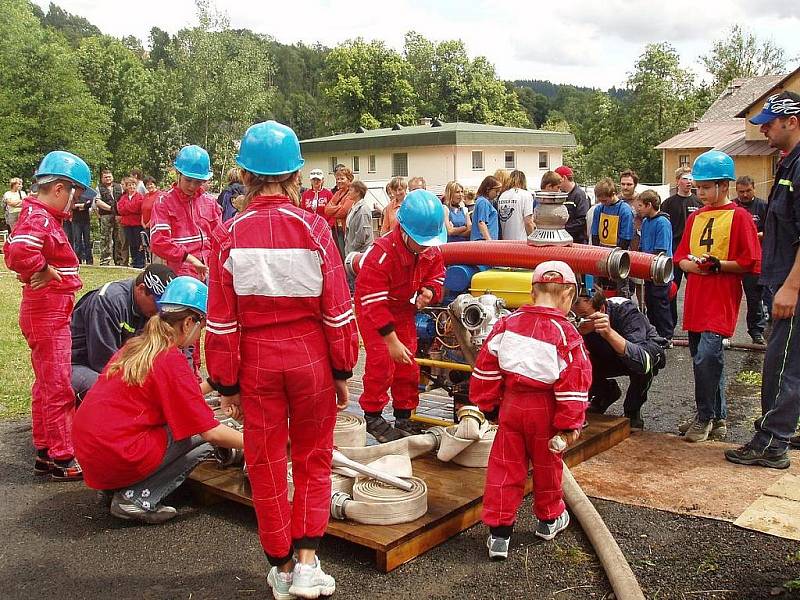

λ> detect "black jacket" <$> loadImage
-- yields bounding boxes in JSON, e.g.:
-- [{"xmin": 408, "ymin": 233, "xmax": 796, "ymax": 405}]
[
  {"xmin": 761, "ymin": 142, "xmax": 800, "ymax": 287},
  {"xmin": 71, "ymin": 278, "xmax": 147, "ymax": 373}
]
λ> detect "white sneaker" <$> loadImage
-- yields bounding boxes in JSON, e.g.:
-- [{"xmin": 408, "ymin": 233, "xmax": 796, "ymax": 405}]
[
  {"xmin": 535, "ymin": 509, "xmax": 570, "ymax": 541},
  {"xmin": 267, "ymin": 566, "xmax": 295, "ymax": 600},
  {"xmin": 486, "ymin": 535, "xmax": 510, "ymax": 559},
  {"xmin": 288, "ymin": 557, "xmax": 336, "ymax": 599}
]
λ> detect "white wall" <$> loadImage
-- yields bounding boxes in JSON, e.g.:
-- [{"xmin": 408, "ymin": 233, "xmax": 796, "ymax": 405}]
[{"xmin": 302, "ymin": 144, "xmax": 565, "ymax": 194}]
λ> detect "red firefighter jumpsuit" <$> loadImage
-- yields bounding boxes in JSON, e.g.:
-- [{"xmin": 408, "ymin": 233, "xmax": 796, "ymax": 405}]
[
  {"xmin": 205, "ymin": 196, "xmax": 358, "ymax": 565},
  {"xmin": 354, "ymin": 226, "xmax": 445, "ymax": 414},
  {"xmin": 150, "ymin": 184, "xmax": 222, "ymax": 373},
  {"xmin": 470, "ymin": 306, "xmax": 592, "ymax": 524},
  {"xmin": 3, "ymin": 198, "xmax": 82, "ymax": 460}
]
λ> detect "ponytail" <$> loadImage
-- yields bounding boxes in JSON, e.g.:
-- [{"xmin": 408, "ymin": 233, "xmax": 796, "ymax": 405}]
[{"xmin": 106, "ymin": 310, "xmax": 195, "ymax": 386}]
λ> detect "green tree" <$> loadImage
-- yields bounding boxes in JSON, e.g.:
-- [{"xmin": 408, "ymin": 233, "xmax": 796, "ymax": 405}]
[
  {"xmin": 76, "ymin": 36, "xmax": 152, "ymax": 174},
  {"xmin": 0, "ymin": 0, "xmax": 109, "ymax": 184},
  {"xmin": 700, "ymin": 25, "xmax": 789, "ymax": 94},
  {"xmin": 515, "ymin": 86, "xmax": 550, "ymax": 127},
  {"xmin": 169, "ymin": 0, "xmax": 277, "ymax": 181},
  {"xmin": 403, "ymin": 32, "xmax": 529, "ymax": 126},
  {"xmin": 38, "ymin": 1, "xmax": 101, "ymax": 48},
  {"xmin": 622, "ymin": 42, "xmax": 701, "ymax": 182},
  {"xmin": 322, "ymin": 38, "xmax": 417, "ymax": 132}
]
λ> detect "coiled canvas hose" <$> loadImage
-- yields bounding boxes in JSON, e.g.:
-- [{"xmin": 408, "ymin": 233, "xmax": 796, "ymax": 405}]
[
  {"xmin": 334, "ymin": 412, "xmax": 367, "ymax": 448},
  {"xmin": 330, "ymin": 477, "xmax": 428, "ymax": 525}
]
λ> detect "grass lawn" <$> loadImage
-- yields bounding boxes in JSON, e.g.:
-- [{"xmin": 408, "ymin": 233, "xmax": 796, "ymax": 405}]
[{"xmin": 0, "ymin": 262, "xmax": 140, "ymax": 419}]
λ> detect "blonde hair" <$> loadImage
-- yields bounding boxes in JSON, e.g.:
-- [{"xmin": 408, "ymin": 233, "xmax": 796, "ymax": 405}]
[
  {"xmin": 106, "ymin": 310, "xmax": 196, "ymax": 386},
  {"xmin": 443, "ymin": 181, "xmax": 464, "ymax": 206},
  {"xmin": 387, "ymin": 176, "xmax": 406, "ymax": 193},
  {"xmin": 240, "ymin": 169, "xmax": 300, "ymax": 207},
  {"xmin": 532, "ymin": 281, "xmax": 576, "ymax": 304},
  {"xmin": 121, "ymin": 176, "xmax": 137, "ymax": 186},
  {"xmin": 674, "ymin": 166, "xmax": 692, "ymax": 180},
  {"xmin": 493, "ymin": 169, "xmax": 510, "ymax": 192},
  {"xmin": 10, "ymin": 177, "xmax": 22, "ymax": 187}
]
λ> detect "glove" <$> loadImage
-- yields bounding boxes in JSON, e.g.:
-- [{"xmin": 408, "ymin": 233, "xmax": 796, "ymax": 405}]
[{"xmin": 704, "ymin": 255, "xmax": 722, "ymax": 274}]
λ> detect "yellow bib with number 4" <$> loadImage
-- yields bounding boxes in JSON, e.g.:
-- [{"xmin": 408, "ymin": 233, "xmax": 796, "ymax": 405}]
[
  {"xmin": 689, "ymin": 209, "xmax": 734, "ymax": 260},
  {"xmin": 598, "ymin": 213, "xmax": 619, "ymax": 247}
]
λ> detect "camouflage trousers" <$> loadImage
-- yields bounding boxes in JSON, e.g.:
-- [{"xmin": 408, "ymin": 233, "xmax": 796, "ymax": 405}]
[{"xmin": 98, "ymin": 215, "xmax": 115, "ymax": 266}]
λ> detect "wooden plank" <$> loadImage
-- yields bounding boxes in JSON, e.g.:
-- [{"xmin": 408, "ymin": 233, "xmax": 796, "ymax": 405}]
[{"xmin": 188, "ymin": 413, "xmax": 629, "ymax": 570}]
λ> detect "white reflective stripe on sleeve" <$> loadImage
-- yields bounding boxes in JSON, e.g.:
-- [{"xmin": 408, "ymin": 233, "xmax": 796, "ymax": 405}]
[
  {"xmin": 207, "ymin": 319, "xmax": 238, "ymax": 329},
  {"xmin": 473, "ymin": 367, "xmax": 502, "ymax": 381},
  {"xmin": 173, "ymin": 235, "xmax": 202, "ymax": 244},
  {"xmin": 324, "ymin": 309, "xmax": 354, "ymax": 324},
  {"xmin": 378, "ymin": 252, "xmax": 387, "ymax": 264},
  {"xmin": 472, "ymin": 372, "xmax": 502, "ymax": 381},
  {"xmin": 555, "ymin": 391, "xmax": 589, "ymax": 402},
  {"xmin": 492, "ymin": 330, "xmax": 566, "ymax": 384},
  {"xmin": 8, "ymin": 235, "xmax": 44, "ymax": 248},
  {"xmin": 55, "ymin": 267, "xmax": 79, "ymax": 275},
  {"xmin": 206, "ymin": 325, "xmax": 238, "ymax": 335},
  {"xmin": 150, "ymin": 224, "xmax": 170, "ymax": 232},
  {"xmin": 360, "ymin": 291, "xmax": 389, "ymax": 301},
  {"xmin": 324, "ymin": 315, "xmax": 355, "ymax": 328},
  {"xmin": 226, "ymin": 247, "xmax": 323, "ymax": 297},
  {"xmin": 361, "ymin": 295, "xmax": 388, "ymax": 306}
]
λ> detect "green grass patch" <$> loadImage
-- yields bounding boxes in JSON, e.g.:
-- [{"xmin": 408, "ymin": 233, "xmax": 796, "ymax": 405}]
[
  {"xmin": 735, "ymin": 370, "xmax": 762, "ymax": 387},
  {"xmin": 0, "ymin": 263, "xmax": 139, "ymax": 419},
  {"xmin": 552, "ymin": 542, "xmax": 593, "ymax": 566}
]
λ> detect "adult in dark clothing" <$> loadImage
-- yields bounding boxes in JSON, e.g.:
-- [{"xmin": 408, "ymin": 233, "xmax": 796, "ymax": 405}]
[
  {"xmin": 661, "ymin": 167, "xmax": 701, "ymax": 325},
  {"xmin": 574, "ymin": 282, "xmax": 667, "ymax": 429},
  {"xmin": 217, "ymin": 168, "xmax": 245, "ymax": 222},
  {"xmin": 726, "ymin": 91, "xmax": 800, "ymax": 468},
  {"xmin": 734, "ymin": 175, "xmax": 768, "ymax": 344},
  {"xmin": 95, "ymin": 169, "xmax": 123, "ymax": 266},
  {"xmin": 71, "ymin": 188, "xmax": 94, "ymax": 264},
  {"xmin": 71, "ymin": 264, "xmax": 175, "ymax": 399},
  {"xmin": 555, "ymin": 165, "xmax": 590, "ymax": 244}
]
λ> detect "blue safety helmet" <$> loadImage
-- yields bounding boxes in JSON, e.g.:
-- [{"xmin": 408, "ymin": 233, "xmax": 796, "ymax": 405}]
[
  {"xmin": 397, "ymin": 189, "xmax": 448, "ymax": 247},
  {"xmin": 691, "ymin": 150, "xmax": 735, "ymax": 182},
  {"xmin": 158, "ymin": 276, "xmax": 208, "ymax": 316},
  {"xmin": 174, "ymin": 145, "xmax": 213, "ymax": 180},
  {"xmin": 35, "ymin": 151, "xmax": 97, "ymax": 198},
  {"xmin": 236, "ymin": 120, "xmax": 305, "ymax": 176}
]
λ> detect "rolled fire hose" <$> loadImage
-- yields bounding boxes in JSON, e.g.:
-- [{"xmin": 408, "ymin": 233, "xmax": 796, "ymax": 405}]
[
  {"xmin": 335, "ymin": 431, "xmax": 439, "ymax": 463},
  {"xmin": 331, "ymin": 450, "xmax": 414, "ymax": 492},
  {"xmin": 330, "ymin": 477, "xmax": 428, "ymax": 525},
  {"xmin": 562, "ymin": 465, "xmax": 646, "ymax": 600},
  {"xmin": 334, "ymin": 412, "xmax": 367, "ymax": 448},
  {"xmin": 436, "ymin": 406, "xmax": 498, "ymax": 467}
]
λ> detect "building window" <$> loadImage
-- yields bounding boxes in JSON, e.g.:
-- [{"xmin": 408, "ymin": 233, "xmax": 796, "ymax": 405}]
[
  {"xmin": 679, "ymin": 154, "xmax": 690, "ymax": 168},
  {"xmin": 472, "ymin": 150, "xmax": 484, "ymax": 171},
  {"xmin": 329, "ymin": 156, "xmax": 337, "ymax": 173},
  {"xmin": 368, "ymin": 155, "xmax": 376, "ymax": 173},
  {"xmin": 504, "ymin": 151, "xmax": 516, "ymax": 169},
  {"xmin": 392, "ymin": 153, "xmax": 408, "ymax": 177},
  {"xmin": 352, "ymin": 156, "xmax": 360, "ymax": 174},
  {"xmin": 538, "ymin": 152, "xmax": 549, "ymax": 169}
]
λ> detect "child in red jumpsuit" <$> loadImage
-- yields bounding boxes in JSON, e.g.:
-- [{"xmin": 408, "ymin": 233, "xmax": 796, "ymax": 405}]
[
  {"xmin": 3, "ymin": 151, "xmax": 96, "ymax": 481},
  {"xmin": 471, "ymin": 261, "xmax": 592, "ymax": 559},
  {"xmin": 205, "ymin": 121, "xmax": 358, "ymax": 600},
  {"xmin": 73, "ymin": 277, "xmax": 243, "ymax": 524},
  {"xmin": 354, "ymin": 189, "xmax": 447, "ymax": 443}
]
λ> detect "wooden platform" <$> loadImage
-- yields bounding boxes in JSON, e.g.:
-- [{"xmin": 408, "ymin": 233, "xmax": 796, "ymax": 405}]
[{"xmin": 188, "ymin": 414, "xmax": 629, "ymax": 572}]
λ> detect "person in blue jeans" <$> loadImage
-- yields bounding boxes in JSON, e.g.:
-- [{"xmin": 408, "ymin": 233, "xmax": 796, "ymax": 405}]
[
  {"xmin": 673, "ymin": 150, "xmax": 761, "ymax": 443},
  {"xmin": 726, "ymin": 91, "xmax": 800, "ymax": 468},
  {"xmin": 633, "ymin": 190, "xmax": 675, "ymax": 342},
  {"xmin": 470, "ymin": 176, "xmax": 501, "ymax": 241}
]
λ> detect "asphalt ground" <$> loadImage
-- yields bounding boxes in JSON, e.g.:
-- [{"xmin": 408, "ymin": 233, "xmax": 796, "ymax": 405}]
[{"xmin": 2, "ymin": 290, "xmax": 800, "ymax": 599}]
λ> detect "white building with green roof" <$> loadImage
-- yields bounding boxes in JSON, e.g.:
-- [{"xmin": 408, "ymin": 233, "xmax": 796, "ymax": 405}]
[{"xmin": 299, "ymin": 120, "xmax": 576, "ymax": 194}]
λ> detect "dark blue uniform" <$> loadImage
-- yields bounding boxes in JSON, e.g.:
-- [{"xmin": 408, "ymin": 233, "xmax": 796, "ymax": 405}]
[
  {"xmin": 71, "ymin": 278, "xmax": 146, "ymax": 398},
  {"xmin": 752, "ymin": 142, "xmax": 800, "ymax": 453},
  {"xmin": 583, "ymin": 297, "xmax": 667, "ymax": 422},
  {"xmin": 735, "ymin": 196, "xmax": 768, "ymax": 341}
]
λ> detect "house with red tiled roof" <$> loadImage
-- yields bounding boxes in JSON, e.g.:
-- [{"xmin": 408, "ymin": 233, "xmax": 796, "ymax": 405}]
[{"xmin": 656, "ymin": 68, "xmax": 800, "ymax": 197}]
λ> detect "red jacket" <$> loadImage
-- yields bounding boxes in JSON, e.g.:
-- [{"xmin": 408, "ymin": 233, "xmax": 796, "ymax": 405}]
[
  {"xmin": 140, "ymin": 190, "xmax": 161, "ymax": 228},
  {"xmin": 205, "ymin": 195, "xmax": 359, "ymax": 392},
  {"xmin": 116, "ymin": 192, "xmax": 144, "ymax": 227},
  {"xmin": 3, "ymin": 197, "xmax": 81, "ymax": 296},
  {"xmin": 301, "ymin": 188, "xmax": 335, "ymax": 226},
  {"xmin": 354, "ymin": 226, "xmax": 445, "ymax": 336},
  {"xmin": 149, "ymin": 184, "xmax": 222, "ymax": 277},
  {"xmin": 469, "ymin": 306, "xmax": 591, "ymax": 431}
]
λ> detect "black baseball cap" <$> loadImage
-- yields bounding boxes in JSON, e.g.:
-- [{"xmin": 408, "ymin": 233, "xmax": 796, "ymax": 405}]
[{"xmin": 140, "ymin": 264, "xmax": 176, "ymax": 299}]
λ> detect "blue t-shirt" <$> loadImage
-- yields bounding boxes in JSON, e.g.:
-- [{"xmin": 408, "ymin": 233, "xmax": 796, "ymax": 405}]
[
  {"xmin": 470, "ymin": 196, "xmax": 499, "ymax": 241},
  {"xmin": 591, "ymin": 199, "xmax": 634, "ymax": 246},
  {"xmin": 639, "ymin": 213, "xmax": 672, "ymax": 256},
  {"xmin": 447, "ymin": 206, "xmax": 469, "ymax": 242}
]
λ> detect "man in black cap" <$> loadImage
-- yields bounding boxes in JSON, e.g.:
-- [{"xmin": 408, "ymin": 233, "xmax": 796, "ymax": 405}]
[
  {"xmin": 573, "ymin": 275, "xmax": 668, "ymax": 430},
  {"xmin": 726, "ymin": 91, "xmax": 800, "ymax": 468},
  {"xmin": 71, "ymin": 264, "xmax": 175, "ymax": 399}
]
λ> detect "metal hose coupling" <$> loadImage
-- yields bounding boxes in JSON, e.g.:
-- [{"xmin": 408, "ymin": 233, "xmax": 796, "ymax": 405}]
[
  {"xmin": 606, "ymin": 248, "xmax": 631, "ymax": 281},
  {"xmin": 330, "ymin": 491, "xmax": 351, "ymax": 520},
  {"xmin": 214, "ymin": 447, "xmax": 244, "ymax": 468},
  {"xmin": 650, "ymin": 253, "xmax": 673, "ymax": 285}
]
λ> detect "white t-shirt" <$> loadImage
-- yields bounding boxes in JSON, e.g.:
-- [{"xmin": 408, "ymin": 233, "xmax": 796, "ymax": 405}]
[
  {"xmin": 3, "ymin": 190, "xmax": 25, "ymax": 215},
  {"xmin": 497, "ymin": 188, "xmax": 534, "ymax": 241},
  {"xmin": 586, "ymin": 203, "xmax": 600, "ymax": 242}
]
